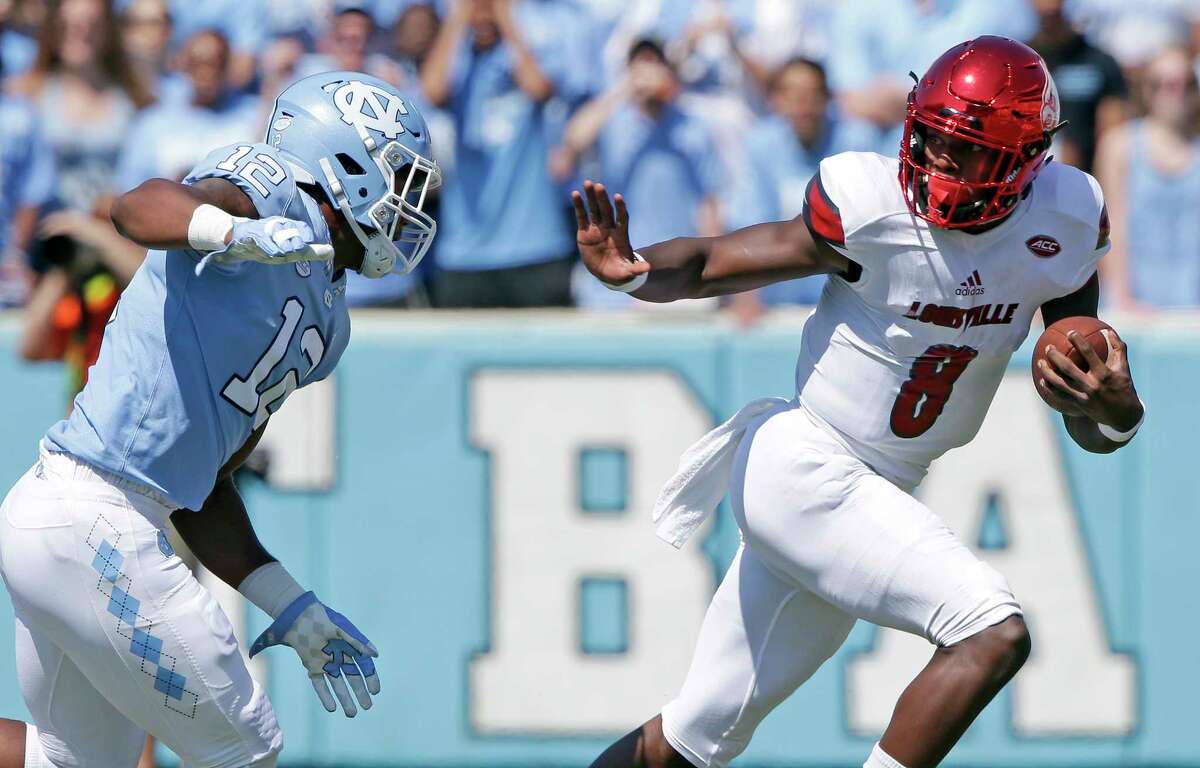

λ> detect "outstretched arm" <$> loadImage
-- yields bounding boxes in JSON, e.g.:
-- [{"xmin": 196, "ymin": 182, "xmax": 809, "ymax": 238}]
[
  {"xmin": 111, "ymin": 177, "xmax": 256, "ymax": 252},
  {"xmin": 112, "ymin": 176, "xmax": 329, "ymax": 264},
  {"xmin": 572, "ymin": 180, "xmax": 849, "ymax": 303},
  {"xmin": 1037, "ymin": 272, "xmax": 1144, "ymax": 454}
]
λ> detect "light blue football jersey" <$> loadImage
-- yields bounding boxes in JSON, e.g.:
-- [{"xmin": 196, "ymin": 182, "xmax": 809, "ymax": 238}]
[{"xmin": 45, "ymin": 142, "xmax": 351, "ymax": 511}]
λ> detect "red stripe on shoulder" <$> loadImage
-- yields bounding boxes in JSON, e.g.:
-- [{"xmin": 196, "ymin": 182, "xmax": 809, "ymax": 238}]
[{"xmin": 802, "ymin": 173, "xmax": 845, "ymax": 246}]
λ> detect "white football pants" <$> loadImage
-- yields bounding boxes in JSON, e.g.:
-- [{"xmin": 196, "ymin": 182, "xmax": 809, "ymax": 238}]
[
  {"xmin": 661, "ymin": 405, "xmax": 1021, "ymax": 768},
  {"xmin": 0, "ymin": 448, "xmax": 282, "ymax": 767}
]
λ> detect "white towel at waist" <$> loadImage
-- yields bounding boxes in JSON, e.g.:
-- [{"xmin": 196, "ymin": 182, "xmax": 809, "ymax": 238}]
[{"xmin": 652, "ymin": 396, "xmax": 793, "ymax": 548}]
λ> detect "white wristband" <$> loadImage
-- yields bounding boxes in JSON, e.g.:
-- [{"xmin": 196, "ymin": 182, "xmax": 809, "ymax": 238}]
[
  {"xmin": 238, "ymin": 561, "xmax": 307, "ymax": 619},
  {"xmin": 187, "ymin": 203, "xmax": 236, "ymax": 252},
  {"xmin": 1098, "ymin": 399, "xmax": 1145, "ymax": 443},
  {"xmin": 602, "ymin": 251, "xmax": 649, "ymax": 293}
]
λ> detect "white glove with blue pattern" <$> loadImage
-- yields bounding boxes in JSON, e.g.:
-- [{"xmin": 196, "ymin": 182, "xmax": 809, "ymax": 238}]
[
  {"xmin": 248, "ymin": 591, "xmax": 380, "ymax": 717},
  {"xmin": 222, "ymin": 217, "xmax": 333, "ymax": 263}
]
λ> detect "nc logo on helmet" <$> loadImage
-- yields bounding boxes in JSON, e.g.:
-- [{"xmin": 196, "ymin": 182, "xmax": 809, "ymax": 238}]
[{"xmin": 333, "ymin": 80, "xmax": 409, "ymax": 139}]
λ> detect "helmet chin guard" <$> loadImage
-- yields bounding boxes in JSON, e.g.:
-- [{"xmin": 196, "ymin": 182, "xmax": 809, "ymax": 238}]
[{"xmin": 319, "ymin": 139, "xmax": 440, "ymax": 279}]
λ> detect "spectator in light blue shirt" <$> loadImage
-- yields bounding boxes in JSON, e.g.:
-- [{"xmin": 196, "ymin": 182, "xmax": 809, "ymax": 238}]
[
  {"xmin": 116, "ymin": 30, "xmax": 259, "ymax": 191},
  {"xmin": 0, "ymin": 93, "xmax": 55, "ymax": 306},
  {"xmin": 369, "ymin": 0, "xmax": 448, "ymax": 31},
  {"xmin": 422, "ymin": 0, "xmax": 587, "ymax": 307},
  {"xmin": 1065, "ymin": 0, "xmax": 1198, "ymax": 69},
  {"xmin": 288, "ymin": 5, "xmax": 408, "ymax": 89},
  {"xmin": 385, "ymin": 3, "xmax": 442, "ymax": 89},
  {"xmin": 727, "ymin": 58, "xmax": 877, "ymax": 314},
  {"xmin": 827, "ymin": 0, "xmax": 1037, "ymax": 155},
  {"xmin": 0, "ymin": 7, "xmax": 35, "ymax": 78},
  {"xmin": 1095, "ymin": 46, "xmax": 1200, "ymax": 309},
  {"xmin": 161, "ymin": 0, "xmax": 266, "ymax": 88},
  {"xmin": 119, "ymin": 0, "xmax": 190, "ymax": 106},
  {"xmin": 562, "ymin": 38, "xmax": 724, "ymax": 310}
]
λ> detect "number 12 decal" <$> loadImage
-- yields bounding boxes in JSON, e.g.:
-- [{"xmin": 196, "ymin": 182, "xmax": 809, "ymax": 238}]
[
  {"xmin": 889, "ymin": 344, "xmax": 978, "ymax": 438},
  {"xmin": 216, "ymin": 145, "xmax": 286, "ymax": 198}
]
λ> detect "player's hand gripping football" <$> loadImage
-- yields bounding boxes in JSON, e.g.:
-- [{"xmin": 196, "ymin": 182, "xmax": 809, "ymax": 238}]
[
  {"xmin": 248, "ymin": 592, "xmax": 380, "ymax": 717},
  {"xmin": 1035, "ymin": 329, "xmax": 1142, "ymax": 430},
  {"xmin": 572, "ymin": 180, "xmax": 650, "ymax": 287},
  {"xmin": 221, "ymin": 216, "xmax": 334, "ymax": 264}
]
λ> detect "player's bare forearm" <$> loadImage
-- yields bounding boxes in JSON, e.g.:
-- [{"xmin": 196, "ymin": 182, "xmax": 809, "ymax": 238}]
[
  {"xmin": 575, "ymin": 181, "xmax": 850, "ymax": 303},
  {"xmin": 169, "ymin": 422, "xmax": 275, "ymax": 588},
  {"xmin": 111, "ymin": 177, "xmax": 255, "ymax": 251},
  {"xmin": 170, "ymin": 475, "xmax": 274, "ymax": 590},
  {"xmin": 634, "ymin": 219, "xmax": 848, "ymax": 302},
  {"xmin": 1061, "ymin": 414, "xmax": 1134, "ymax": 454}
]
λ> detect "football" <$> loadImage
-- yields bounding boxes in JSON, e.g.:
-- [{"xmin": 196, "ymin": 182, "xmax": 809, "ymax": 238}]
[{"xmin": 1032, "ymin": 316, "xmax": 1115, "ymax": 399}]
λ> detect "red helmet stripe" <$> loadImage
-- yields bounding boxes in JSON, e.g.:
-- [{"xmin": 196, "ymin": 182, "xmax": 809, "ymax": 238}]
[{"xmin": 803, "ymin": 173, "xmax": 845, "ymax": 246}]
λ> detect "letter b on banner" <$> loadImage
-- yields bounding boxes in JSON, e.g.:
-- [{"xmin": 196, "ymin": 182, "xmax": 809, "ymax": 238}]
[{"xmin": 469, "ymin": 370, "xmax": 713, "ymax": 734}]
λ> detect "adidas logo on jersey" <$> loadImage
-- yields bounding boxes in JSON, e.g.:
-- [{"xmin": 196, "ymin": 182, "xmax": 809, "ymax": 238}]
[{"xmin": 956, "ymin": 270, "xmax": 985, "ymax": 296}]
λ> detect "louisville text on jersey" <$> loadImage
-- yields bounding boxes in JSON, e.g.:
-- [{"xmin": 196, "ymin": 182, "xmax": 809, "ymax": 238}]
[{"xmin": 903, "ymin": 301, "xmax": 1020, "ymax": 330}]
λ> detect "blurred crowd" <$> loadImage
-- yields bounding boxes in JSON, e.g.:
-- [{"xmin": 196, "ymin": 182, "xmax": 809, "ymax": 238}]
[{"xmin": 1, "ymin": 0, "xmax": 1200, "ymax": 390}]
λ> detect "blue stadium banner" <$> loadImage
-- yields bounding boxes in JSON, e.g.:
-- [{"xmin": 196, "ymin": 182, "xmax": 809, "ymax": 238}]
[{"xmin": 0, "ymin": 312, "xmax": 1193, "ymax": 767}]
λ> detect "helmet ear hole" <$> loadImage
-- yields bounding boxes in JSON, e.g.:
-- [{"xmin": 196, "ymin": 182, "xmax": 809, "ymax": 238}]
[
  {"xmin": 336, "ymin": 152, "xmax": 367, "ymax": 176},
  {"xmin": 358, "ymin": 187, "xmax": 368, "ymax": 198}
]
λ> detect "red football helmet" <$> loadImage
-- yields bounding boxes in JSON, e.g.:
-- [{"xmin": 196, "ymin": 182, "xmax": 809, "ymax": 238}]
[{"xmin": 899, "ymin": 36, "xmax": 1063, "ymax": 229}]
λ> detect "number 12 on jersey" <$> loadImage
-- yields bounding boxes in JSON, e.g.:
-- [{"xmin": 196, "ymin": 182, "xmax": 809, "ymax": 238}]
[
  {"xmin": 222, "ymin": 298, "xmax": 326, "ymax": 429},
  {"xmin": 890, "ymin": 344, "xmax": 978, "ymax": 438}
]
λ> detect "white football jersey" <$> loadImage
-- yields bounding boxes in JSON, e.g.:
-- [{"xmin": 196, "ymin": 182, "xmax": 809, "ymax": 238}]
[{"xmin": 796, "ymin": 151, "xmax": 1109, "ymax": 489}]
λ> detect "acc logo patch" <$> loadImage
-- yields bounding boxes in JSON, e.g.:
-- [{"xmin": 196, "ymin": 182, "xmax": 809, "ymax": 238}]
[
  {"xmin": 333, "ymin": 80, "xmax": 409, "ymax": 139},
  {"xmin": 1026, "ymin": 235, "xmax": 1062, "ymax": 258}
]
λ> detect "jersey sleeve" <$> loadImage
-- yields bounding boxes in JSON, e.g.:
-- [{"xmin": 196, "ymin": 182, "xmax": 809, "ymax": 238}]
[
  {"xmin": 1071, "ymin": 173, "xmax": 1111, "ymax": 291},
  {"xmin": 1038, "ymin": 164, "xmax": 1111, "ymax": 298},
  {"xmin": 183, "ymin": 142, "xmax": 299, "ymax": 221},
  {"xmin": 801, "ymin": 152, "xmax": 898, "ymax": 247},
  {"xmin": 1067, "ymin": 170, "xmax": 1110, "ymax": 293},
  {"xmin": 802, "ymin": 152, "xmax": 902, "ymax": 282},
  {"xmin": 802, "ymin": 158, "xmax": 870, "ymax": 283},
  {"xmin": 801, "ymin": 168, "xmax": 846, "ymax": 248}
]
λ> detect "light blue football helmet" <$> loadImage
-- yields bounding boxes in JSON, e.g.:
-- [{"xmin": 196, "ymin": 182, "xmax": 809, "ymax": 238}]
[{"xmin": 266, "ymin": 71, "xmax": 441, "ymax": 278}]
